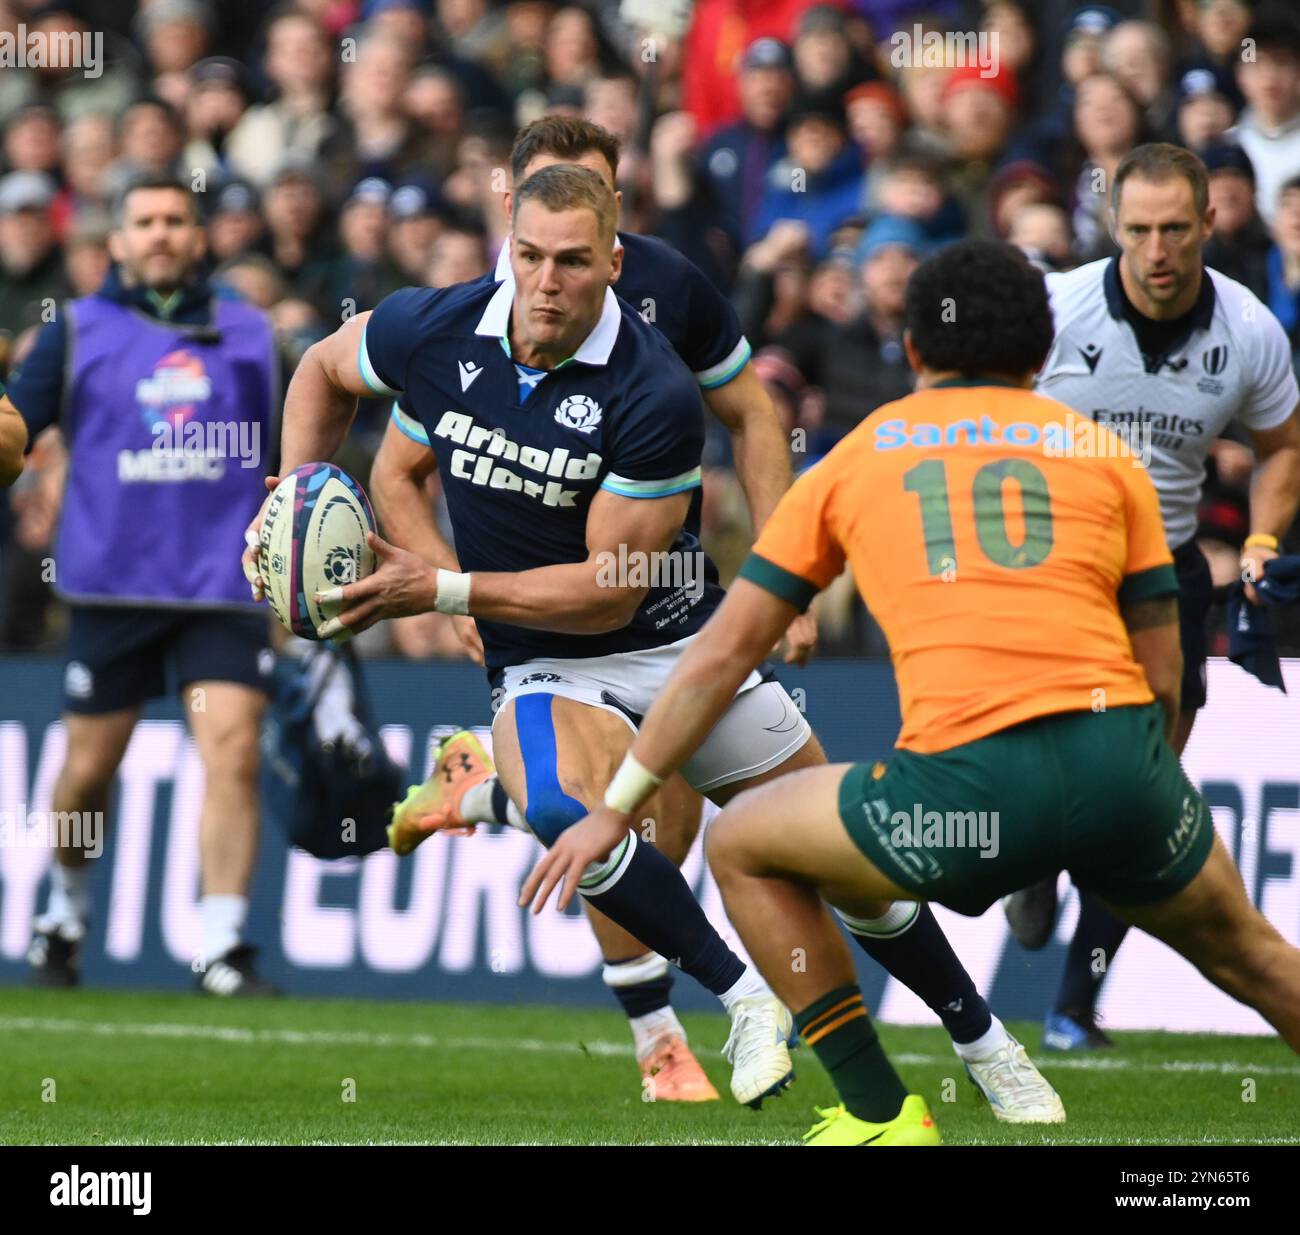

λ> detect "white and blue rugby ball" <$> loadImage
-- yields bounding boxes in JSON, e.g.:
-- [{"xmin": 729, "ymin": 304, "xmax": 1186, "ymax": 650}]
[{"xmin": 259, "ymin": 462, "xmax": 377, "ymax": 640}]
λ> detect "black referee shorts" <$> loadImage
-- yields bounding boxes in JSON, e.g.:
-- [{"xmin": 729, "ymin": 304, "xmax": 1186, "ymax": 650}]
[
  {"xmin": 63, "ymin": 605, "xmax": 272, "ymax": 715},
  {"xmin": 1172, "ymin": 539, "xmax": 1213, "ymax": 713}
]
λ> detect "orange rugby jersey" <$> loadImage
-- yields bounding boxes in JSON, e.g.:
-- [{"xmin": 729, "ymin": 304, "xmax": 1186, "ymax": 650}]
[{"xmin": 741, "ymin": 379, "xmax": 1177, "ymax": 753}]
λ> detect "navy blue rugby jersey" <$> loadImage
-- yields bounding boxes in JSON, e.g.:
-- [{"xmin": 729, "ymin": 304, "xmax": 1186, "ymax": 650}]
[{"xmin": 360, "ymin": 277, "xmax": 726, "ymax": 676}]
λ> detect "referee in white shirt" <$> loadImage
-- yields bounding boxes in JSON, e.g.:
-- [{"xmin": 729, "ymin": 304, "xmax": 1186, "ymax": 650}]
[{"xmin": 1006, "ymin": 142, "xmax": 1300, "ymax": 1051}]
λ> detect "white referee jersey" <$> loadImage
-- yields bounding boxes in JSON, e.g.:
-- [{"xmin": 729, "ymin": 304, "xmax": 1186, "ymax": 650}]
[{"xmin": 1037, "ymin": 257, "xmax": 1299, "ymax": 549}]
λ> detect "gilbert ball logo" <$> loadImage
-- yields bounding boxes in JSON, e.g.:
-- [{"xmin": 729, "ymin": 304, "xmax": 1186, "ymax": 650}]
[{"xmin": 554, "ymin": 394, "xmax": 602, "ymax": 433}]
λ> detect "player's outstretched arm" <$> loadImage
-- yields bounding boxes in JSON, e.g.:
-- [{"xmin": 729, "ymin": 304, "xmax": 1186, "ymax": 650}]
[
  {"xmin": 0, "ymin": 394, "xmax": 29, "ymax": 488},
  {"xmin": 315, "ymin": 486, "xmax": 692, "ymax": 639},
  {"xmin": 369, "ymin": 416, "xmax": 484, "ymax": 663},
  {"xmin": 280, "ymin": 311, "xmax": 377, "ymax": 476},
  {"xmin": 703, "ymin": 364, "xmax": 791, "ymax": 533},
  {"xmin": 451, "ymin": 486, "xmax": 694, "ymax": 634}
]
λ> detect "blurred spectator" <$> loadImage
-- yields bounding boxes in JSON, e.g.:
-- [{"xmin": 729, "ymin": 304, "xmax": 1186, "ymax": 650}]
[
  {"xmin": 846, "ymin": 80, "xmax": 908, "ymax": 171},
  {"xmin": 207, "ymin": 180, "xmax": 266, "ymax": 263},
  {"xmin": 1061, "ymin": 6, "xmax": 1118, "ymax": 91},
  {"xmin": 368, "ymin": 0, "xmax": 433, "ymax": 56},
  {"xmin": 404, "ymin": 66, "xmax": 466, "ymax": 179},
  {"xmin": 806, "ymin": 250, "xmax": 857, "ymax": 328},
  {"xmin": 214, "ymin": 252, "xmax": 288, "ymax": 310},
  {"xmin": 436, "ymin": 0, "xmax": 509, "ymax": 61},
  {"xmin": 426, "ymin": 224, "xmax": 489, "ymax": 287},
  {"xmin": 138, "ymin": 0, "xmax": 213, "ymax": 78},
  {"xmin": 749, "ymin": 96, "xmax": 864, "ymax": 259},
  {"xmin": 1202, "ymin": 144, "xmax": 1271, "ymax": 299},
  {"xmin": 269, "ymin": 296, "xmax": 327, "ymax": 372},
  {"xmin": 321, "ymin": 30, "xmax": 439, "ymax": 188},
  {"xmin": 225, "ymin": 9, "xmax": 340, "ymax": 187},
  {"xmin": 1070, "ymin": 72, "xmax": 1145, "ymax": 262},
  {"xmin": 681, "ymin": 0, "xmax": 810, "ymax": 138},
  {"xmin": 733, "ymin": 218, "xmax": 814, "ymax": 350},
  {"xmin": 988, "ymin": 160, "xmax": 1064, "ymax": 242},
  {"xmin": 0, "ymin": 173, "xmax": 68, "ymax": 341},
  {"xmin": 439, "ymin": 111, "xmax": 514, "ymax": 254},
  {"xmin": 696, "ymin": 39, "xmax": 794, "ymax": 258},
  {"xmin": 62, "ymin": 214, "xmax": 112, "ymax": 297},
  {"xmin": 939, "ymin": 66, "xmax": 1020, "ymax": 237},
  {"xmin": 1009, "ymin": 201, "xmax": 1074, "ymax": 273},
  {"xmin": 981, "ymin": 1, "xmax": 1043, "ymax": 118},
  {"xmin": 791, "ymin": 5, "xmax": 873, "ymax": 100},
  {"xmin": 1173, "ymin": 66, "xmax": 1237, "ymax": 152},
  {"xmin": 262, "ymin": 163, "xmax": 333, "ymax": 291},
  {"xmin": 585, "ymin": 72, "xmax": 640, "ymax": 161},
  {"xmin": 388, "ymin": 183, "xmax": 443, "ymax": 281},
  {"xmin": 1101, "ymin": 20, "xmax": 1176, "ymax": 137},
  {"xmin": 4, "ymin": 105, "xmax": 62, "ymax": 178},
  {"xmin": 1180, "ymin": 0, "xmax": 1253, "ymax": 109},
  {"xmin": 107, "ymin": 99, "xmax": 187, "ymax": 199},
  {"xmin": 1228, "ymin": 9, "xmax": 1300, "ymax": 225},
  {"xmin": 1003, "ymin": 5, "xmax": 1120, "ymax": 173},
  {"xmin": 803, "ymin": 215, "xmax": 924, "ymax": 446},
  {"xmin": 0, "ymin": 8, "xmax": 140, "ymax": 121},
  {"xmin": 545, "ymin": 6, "xmax": 605, "ymax": 89},
  {"xmin": 58, "ymin": 115, "xmax": 117, "ymax": 220},
  {"xmin": 302, "ymin": 177, "xmax": 404, "ymax": 319},
  {"xmin": 870, "ymin": 150, "xmax": 964, "ymax": 246},
  {"xmin": 183, "ymin": 57, "xmax": 252, "ymax": 186},
  {"xmin": 895, "ymin": 63, "xmax": 950, "ymax": 159},
  {"xmin": 647, "ymin": 109, "xmax": 732, "ymax": 285},
  {"xmin": 1267, "ymin": 174, "xmax": 1300, "ymax": 357}
]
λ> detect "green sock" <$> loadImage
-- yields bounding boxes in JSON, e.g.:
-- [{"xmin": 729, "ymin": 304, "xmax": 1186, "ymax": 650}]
[{"xmin": 794, "ymin": 984, "xmax": 908, "ymax": 1123}]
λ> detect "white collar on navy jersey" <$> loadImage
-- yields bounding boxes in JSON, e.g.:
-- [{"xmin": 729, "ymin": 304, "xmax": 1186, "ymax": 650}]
[{"xmin": 474, "ymin": 275, "xmax": 622, "ymax": 367}]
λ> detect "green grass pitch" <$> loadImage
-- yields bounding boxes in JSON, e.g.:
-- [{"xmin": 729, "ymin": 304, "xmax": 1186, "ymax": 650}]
[{"xmin": 1, "ymin": 987, "xmax": 1297, "ymax": 1145}]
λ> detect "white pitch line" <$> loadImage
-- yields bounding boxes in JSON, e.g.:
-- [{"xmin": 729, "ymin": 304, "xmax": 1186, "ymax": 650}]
[
  {"xmin": 1, "ymin": 1017, "xmax": 1298, "ymax": 1077},
  {"xmin": 892, "ymin": 1051, "xmax": 1300, "ymax": 1077},
  {"xmin": 0, "ymin": 1015, "xmax": 632, "ymax": 1057}
]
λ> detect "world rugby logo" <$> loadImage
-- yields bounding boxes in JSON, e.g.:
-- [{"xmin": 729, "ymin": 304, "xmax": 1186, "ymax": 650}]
[{"xmin": 555, "ymin": 394, "xmax": 602, "ymax": 433}]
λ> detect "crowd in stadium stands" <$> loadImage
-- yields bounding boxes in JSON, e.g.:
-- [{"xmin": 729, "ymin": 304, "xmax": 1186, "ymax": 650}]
[{"xmin": 3, "ymin": 0, "xmax": 1300, "ymax": 657}]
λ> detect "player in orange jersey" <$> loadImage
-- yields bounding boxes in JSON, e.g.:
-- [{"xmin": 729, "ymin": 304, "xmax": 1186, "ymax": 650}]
[{"xmin": 521, "ymin": 240, "xmax": 1300, "ymax": 1146}]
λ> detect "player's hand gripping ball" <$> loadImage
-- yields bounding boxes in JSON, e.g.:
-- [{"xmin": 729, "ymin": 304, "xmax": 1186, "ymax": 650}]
[{"xmin": 257, "ymin": 463, "xmax": 377, "ymax": 641}]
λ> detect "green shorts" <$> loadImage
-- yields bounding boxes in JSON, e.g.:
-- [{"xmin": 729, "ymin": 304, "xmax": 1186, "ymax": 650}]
[{"xmin": 838, "ymin": 702, "xmax": 1214, "ymax": 917}]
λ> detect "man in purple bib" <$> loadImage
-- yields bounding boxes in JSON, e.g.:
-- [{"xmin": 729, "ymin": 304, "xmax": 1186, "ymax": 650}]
[{"xmin": 1, "ymin": 173, "xmax": 279, "ymax": 996}]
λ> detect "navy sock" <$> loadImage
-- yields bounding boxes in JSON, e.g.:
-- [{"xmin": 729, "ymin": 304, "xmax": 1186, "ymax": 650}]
[
  {"xmin": 842, "ymin": 903, "xmax": 992, "ymax": 1045},
  {"xmin": 606, "ymin": 962, "xmax": 674, "ymax": 1018},
  {"xmin": 582, "ymin": 834, "xmax": 746, "ymax": 998},
  {"xmin": 490, "ymin": 779, "xmax": 512, "ymax": 825},
  {"xmin": 1055, "ymin": 890, "xmax": 1128, "ymax": 1016}
]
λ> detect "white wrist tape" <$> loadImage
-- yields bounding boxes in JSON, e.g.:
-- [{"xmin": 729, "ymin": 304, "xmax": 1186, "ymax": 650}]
[
  {"xmin": 434, "ymin": 569, "xmax": 471, "ymax": 615},
  {"xmin": 604, "ymin": 753, "xmax": 663, "ymax": 814}
]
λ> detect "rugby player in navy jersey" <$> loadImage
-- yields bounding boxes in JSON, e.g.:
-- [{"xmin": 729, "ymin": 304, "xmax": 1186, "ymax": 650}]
[{"xmin": 243, "ymin": 162, "xmax": 1064, "ymax": 1119}]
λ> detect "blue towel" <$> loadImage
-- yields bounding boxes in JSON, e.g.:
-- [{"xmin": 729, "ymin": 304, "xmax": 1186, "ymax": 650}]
[{"xmin": 1227, "ymin": 554, "xmax": 1300, "ymax": 691}]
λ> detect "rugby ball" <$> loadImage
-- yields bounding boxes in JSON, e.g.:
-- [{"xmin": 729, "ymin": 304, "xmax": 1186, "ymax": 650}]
[{"xmin": 259, "ymin": 463, "xmax": 377, "ymax": 640}]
